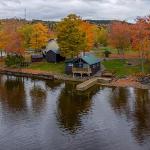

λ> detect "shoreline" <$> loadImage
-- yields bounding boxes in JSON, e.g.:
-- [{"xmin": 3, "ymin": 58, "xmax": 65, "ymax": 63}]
[
  {"xmin": 0, "ymin": 67, "xmax": 85, "ymax": 82},
  {"xmin": 0, "ymin": 67, "xmax": 150, "ymax": 90}
]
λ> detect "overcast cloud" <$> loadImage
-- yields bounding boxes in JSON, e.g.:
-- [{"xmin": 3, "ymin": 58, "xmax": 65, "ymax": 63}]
[{"xmin": 0, "ymin": 0, "xmax": 149, "ymax": 21}]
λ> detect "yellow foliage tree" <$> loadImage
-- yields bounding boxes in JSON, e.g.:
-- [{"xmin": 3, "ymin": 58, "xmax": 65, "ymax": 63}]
[{"xmin": 94, "ymin": 27, "xmax": 108, "ymax": 47}]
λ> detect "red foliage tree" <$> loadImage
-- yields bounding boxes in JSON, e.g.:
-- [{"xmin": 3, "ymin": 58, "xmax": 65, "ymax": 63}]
[
  {"xmin": 1, "ymin": 20, "xmax": 25, "ymax": 55},
  {"xmin": 130, "ymin": 16, "xmax": 150, "ymax": 72},
  {"xmin": 109, "ymin": 22, "xmax": 131, "ymax": 59}
]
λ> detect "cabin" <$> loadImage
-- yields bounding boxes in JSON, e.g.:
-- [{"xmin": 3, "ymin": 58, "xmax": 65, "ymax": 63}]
[
  {"xmin": 43, "ymin": 39, "xmax": 65, "ymax": 63},
  {"xmin": 31, "ymin": 54, "xmax": 43, "ymax": 62},
  {"xmin": 65, "ymin": 54, "xmax": 101, "ymax": 77}
]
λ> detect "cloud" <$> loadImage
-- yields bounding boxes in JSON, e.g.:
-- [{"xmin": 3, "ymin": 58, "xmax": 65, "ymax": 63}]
[{"xmin": 0, "ymin": 0, "xmax": 149, "ymax": 21}]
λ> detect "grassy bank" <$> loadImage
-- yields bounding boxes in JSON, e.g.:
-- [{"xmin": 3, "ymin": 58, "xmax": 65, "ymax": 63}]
[
  {"xmin": 1, "ymin": 56, "xmax": 149, "ymax": 78},
  {"xmin": 102, "ymin": 59, "xmax": 150, "ymax": 77},
  {"xmin": 28, "ymin": 62, "xmax": 65, "ymax": 74}
]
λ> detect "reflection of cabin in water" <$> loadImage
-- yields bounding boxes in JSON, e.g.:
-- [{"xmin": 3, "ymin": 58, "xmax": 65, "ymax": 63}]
[
  {"xmin": 65, "ymin": 54, "xmax": 101, "ymax": 77},
  {"xmin": 43, "ymin": 39, "xmax": 65, "ymax": 63}
]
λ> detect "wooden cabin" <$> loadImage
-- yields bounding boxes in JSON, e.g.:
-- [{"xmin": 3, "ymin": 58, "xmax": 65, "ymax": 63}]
[
  {"xmin": 31, "ymin": 54, "xmax": 43, "ymax": 62},
  {"xmin": 43, "ymin": 39, "xmax": 65, "ymax": 63},
  {"xmin": 45, "ymin": 49, "xmax": 65, "ymax": 63},
  {"xmin": 65, "ymin": 54, "xmax": 101, "ymax": 77}
]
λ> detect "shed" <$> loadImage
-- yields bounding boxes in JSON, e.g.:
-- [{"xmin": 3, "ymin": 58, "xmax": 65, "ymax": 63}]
[
  {"xmin": 31, "ymin": 54, "xmax": 43, "ymax": 62},
  {"xmin": 65, "ymin": 54, "xmax": 101, "ymax": 77},
  {"xmin": 43, "ymin": 39, "xmax": 65, "ymax": 63}
]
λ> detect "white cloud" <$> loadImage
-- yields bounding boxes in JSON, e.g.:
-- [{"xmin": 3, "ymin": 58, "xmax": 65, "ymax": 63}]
[{"xmin": 0, "ymin": 0, "xmax": 149, "ymax": 21}]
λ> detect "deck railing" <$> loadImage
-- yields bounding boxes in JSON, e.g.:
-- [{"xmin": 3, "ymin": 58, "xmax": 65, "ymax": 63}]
[{"xmin": 72, "ymin": 67, "xmax": 92, "ymax": 74}]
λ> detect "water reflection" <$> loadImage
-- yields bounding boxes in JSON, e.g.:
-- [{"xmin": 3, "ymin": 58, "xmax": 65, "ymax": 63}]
[
  {"xmin": 109, "ymin": 87, "xmax": 150, "ymax": 143},
  {"xmin": 0, "ymin": 75, "xmax": 150, "ymax": 150},
  {"xmin": 30, "ymin": 85, "xmax": 47, "ymax": 113},
  {"xmin": 0, "ymin": 76, "xmax": 27, "ymax": 112},
  {"xmin": 109, "ymin": 87, "xmax": 131, "ymax": 116},
  {"xmin": 132, "ymin": 89, "xmax": 150, "ymax": 143},
  {"xmin": 56, "ymin": 82, "xmax": 100, "ymax": 133},
  {"xmin": 45, "ymin": 80, "xmax": 62, "ymax": 91}
]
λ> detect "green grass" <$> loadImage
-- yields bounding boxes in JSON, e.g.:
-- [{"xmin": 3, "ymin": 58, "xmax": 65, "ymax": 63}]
[
  {"xmin": 28, "ymin": 62, "xmax": 65, "ymax": 74},
  {"xmin": 102, "ymin": 59, "xmax": 150, "ymax": 77},
  {"xmin": 93, "ymin": 46, "xmax": 140, "ymax": 58}
]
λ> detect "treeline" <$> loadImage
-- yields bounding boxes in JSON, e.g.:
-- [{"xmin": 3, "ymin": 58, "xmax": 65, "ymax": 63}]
[
  {"xmin": 0, "ymin": 14, "xmax": 150, "ymax": 69},
  {"xmin": 0, "ymin": 20, "xmax": 56, "ymax": 55},
  {"xmin": 56, "ymin": 14, "xmax": 150, "ymax": 72}
]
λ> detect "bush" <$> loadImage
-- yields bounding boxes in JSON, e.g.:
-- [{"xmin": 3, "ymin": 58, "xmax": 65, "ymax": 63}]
[
  {"xmin": 5, "ymin": 55, "xmax": 25, "ymax": 67},
  {"xmin": 103, "ymin": 50, "xmax": 112, "ymax": 58}
]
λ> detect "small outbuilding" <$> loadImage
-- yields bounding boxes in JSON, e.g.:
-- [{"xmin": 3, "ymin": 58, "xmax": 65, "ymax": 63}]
[
  {"xmin": 43, "ymin": 39, "xmax": 65, "ymax": 63},
  {"xmin": 65, "ymin": 54, "xmax": 101, "ymax": 77},
  {"xmin": 31, "ymin": 54, "xmax": 43, "ymax": 62}
]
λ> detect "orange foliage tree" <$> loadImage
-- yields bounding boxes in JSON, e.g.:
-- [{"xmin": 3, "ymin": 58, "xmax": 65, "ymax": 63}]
[
  {"xmin": 0, "ymin": 20, "xmax": 25, "ymax": 55},
  {"xmin": 80, "ymin": 21, "xmax": 95, "ymax": 52},
  {"xmin": 30, "ymin": 23, "xmax": 49, "ymax": 51}
]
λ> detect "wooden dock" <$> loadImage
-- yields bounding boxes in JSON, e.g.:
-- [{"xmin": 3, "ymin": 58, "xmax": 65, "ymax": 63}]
[{"xmin": 76, "ymin": 77, "xmax": 112, "ymax": 91}]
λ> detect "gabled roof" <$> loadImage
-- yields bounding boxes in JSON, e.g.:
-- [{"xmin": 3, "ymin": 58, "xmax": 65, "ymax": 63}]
[
  {"xmin": 65, "ymin": 54, "xmax": 100, "ymax": 65},
  {"xmin": 81, "ymin": 54, "xmax": 100, "ymax": 65},
  {"xmin": 45, "ymin": 39, "xmax": 60, "ymax": 54},
  {"xmin": 49, "ymin": 49, "xmax": 60, "ymax": 54}
]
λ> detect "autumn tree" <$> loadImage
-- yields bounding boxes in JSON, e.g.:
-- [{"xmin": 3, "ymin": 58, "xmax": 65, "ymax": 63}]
[
  {"xmin": 130, "ymin": 17, "xmax": 150, "ymax": 72},
  {"xmin": 0, "ymin": 20, "xmax": 25, "ymax": 55},
  {"xmin": 19, "ymin": 24, "xmax": 33, "ymax": 50},
  {"xmin": 57, "ymin": 14, "xmax": 86, "ymax": 58},
  {"xmin": 94, "ymin": 27, "xmax": 108, "ymax": 47},
  {"xmin": 80, "ymin": 21, "xmax": 95, "ymax": 52},
  {"xmin": 109, "ymin": 22, "xmax": 131, "ymax": 59},
  {"xmin": 0, "ymin": 28, "xmax": 7, "ymax": 57},
  {"xmin": 30, "ymin": 23, "xmax": 49, "ymax": 51}
]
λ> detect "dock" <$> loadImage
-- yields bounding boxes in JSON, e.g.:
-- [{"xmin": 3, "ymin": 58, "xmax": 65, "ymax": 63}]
[{"xmin": 76, "ymin": 77, "xmax": 112, "ymax": 91}]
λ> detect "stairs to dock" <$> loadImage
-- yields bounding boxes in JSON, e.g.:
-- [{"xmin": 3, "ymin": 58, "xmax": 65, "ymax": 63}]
[{"xmin": 76, "ymin": 77, "xmax": 112, "ymax": 91}]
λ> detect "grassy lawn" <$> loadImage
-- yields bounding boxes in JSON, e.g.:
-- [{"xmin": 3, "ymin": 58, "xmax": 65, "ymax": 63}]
[
  {"xmin": 102, "ymin": 59, "xmax": 150, "ymax": 77},
  {"xmin": 93, "ymin": 46, "xmax": 142, "ymax": 58},
  {"xmin": 28, "ymin": 62, "xmax": 65, "ymax": 74}
]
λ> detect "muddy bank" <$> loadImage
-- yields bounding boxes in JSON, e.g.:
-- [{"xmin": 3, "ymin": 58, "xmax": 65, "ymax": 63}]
[{"xmin": 100, "ymin": 77, "xmax": 150, "ymax": 90}]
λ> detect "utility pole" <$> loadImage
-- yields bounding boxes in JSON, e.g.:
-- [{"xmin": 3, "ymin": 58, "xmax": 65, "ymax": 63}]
[{"xmin": 24, "ymin": 8, "xmax": 27, "ymax": 20}]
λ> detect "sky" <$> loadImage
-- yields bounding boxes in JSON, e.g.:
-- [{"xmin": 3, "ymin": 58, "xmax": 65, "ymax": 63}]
[{"xmin": 0, "ymin": 0, "xmax": 149, "ymax": 21}]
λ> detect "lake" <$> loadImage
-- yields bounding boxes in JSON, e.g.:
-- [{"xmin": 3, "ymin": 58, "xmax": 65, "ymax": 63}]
[{"xmin": 0, "ymin": 75, "xmax": 150, "ymax": 150}]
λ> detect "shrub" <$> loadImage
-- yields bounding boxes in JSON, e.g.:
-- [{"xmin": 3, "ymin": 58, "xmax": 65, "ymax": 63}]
[
  {"xmin": 103, "ymin": 50, "xmax": 112, "ymax": 58},
  {"xmin": 5, "ymin": 55, "xmax": 25, "ymax": 67}
]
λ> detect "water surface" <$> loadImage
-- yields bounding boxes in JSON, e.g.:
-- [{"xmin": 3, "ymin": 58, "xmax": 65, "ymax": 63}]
[{"xmin": 0, "ymin": 75, "xmax": 150, "ymax": 150}]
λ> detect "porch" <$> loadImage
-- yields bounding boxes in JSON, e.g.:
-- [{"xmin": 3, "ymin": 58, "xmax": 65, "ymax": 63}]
[{"xmin": 72, "ymin": 67, "xmax": 92, "ymax": 77}]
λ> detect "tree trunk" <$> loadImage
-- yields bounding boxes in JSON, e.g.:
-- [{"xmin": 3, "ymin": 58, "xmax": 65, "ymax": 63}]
[
  {"xmin": 0, "ymin": 51, "xmax": 2, "ymax": 58},
  {"xmin": 141, "ymin": 50, "xmax": 145, "ymax": 73}
]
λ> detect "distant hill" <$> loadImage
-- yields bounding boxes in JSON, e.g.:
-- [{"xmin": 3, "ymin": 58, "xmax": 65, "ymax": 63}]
[
  {"xmin": 0, "ymin": 18, "xmax": 128, "ymax": 30},
  {"xmin": 86, "ymin": 20, "xmax": 115, "ymax": 25}
]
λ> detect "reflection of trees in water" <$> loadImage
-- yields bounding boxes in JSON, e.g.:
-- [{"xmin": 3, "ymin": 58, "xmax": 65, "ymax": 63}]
[
  {"xmin": 132, "ymin": 89, "xmax": 150, "ymax": 143},
  {"xmin": 45, "ymin": 80, "xmax": 62, "ymax": 91},
  {"xmin": 109, "ymin": 87, "xmax": 150, "ymax": 143},
  {"xmin": 0, "ymin": 76, "xmax": 26, "ymax": 112},
  {"xmin": 56, "ymin": 82, "xmax": 100, "ymax": 134},
  {"xmin": 30, "ymin": 85, "xmax": 47, "ymax": 112},
  {"xmin": 0, "ymin": 75, "xmax": 2, "ymax": 84},
  {"xmin": 109, "ymin": 87, "xmax": 131, "ymax": 116}
]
